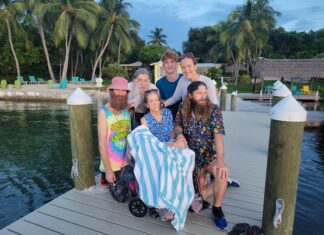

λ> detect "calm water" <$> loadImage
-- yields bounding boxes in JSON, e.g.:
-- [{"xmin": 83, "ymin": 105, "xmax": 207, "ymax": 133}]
[{"xmin": 0, "ymin": 101, "xmax": 323, "ymax": 234}]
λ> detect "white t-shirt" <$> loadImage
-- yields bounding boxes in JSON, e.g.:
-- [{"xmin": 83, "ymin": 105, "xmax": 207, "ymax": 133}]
[{"xmin": 164, "ymin": 75, "xmax": 217, "ymax": 106}]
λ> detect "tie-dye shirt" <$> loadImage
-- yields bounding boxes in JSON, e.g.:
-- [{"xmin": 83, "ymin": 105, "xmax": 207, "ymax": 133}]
[{"xmin": 99, "ymin": 105, "xmax": 131, "ymax": 172}]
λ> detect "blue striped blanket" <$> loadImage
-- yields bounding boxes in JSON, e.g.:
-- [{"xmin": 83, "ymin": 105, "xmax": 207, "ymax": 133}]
[{"xmin": 127, "ymin": 125, "xmax": 195, "ymax": 230}]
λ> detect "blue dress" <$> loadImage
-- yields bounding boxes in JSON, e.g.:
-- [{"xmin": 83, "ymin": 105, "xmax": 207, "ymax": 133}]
[{"xmin": 144, "ymin": 108, "xmax": 174, "ymax": 142}]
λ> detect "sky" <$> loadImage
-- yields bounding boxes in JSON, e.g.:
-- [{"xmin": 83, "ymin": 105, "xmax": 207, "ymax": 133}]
[{"xmin": 127, "ymin": 0, "xmax": 324, "ymax": 51}]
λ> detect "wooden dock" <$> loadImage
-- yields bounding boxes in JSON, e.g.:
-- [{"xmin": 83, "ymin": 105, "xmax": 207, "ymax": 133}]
[{"xmin": 0, "ymin": 112, "xmax": 270, "ymax": 235}]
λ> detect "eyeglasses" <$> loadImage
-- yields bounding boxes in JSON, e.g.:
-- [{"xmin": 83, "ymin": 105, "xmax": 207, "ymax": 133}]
[{"xmin": 144, "ymin": 89, "xmax": 159, "ymax": 94}]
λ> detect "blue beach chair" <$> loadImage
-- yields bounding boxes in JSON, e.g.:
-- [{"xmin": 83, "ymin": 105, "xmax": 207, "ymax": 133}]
[
  {"xmin": 59, "ymin": 79, "xmax": 68, "ymax": 89},
  {"xmin": 71, "ymin": 76, "xmax": 79, "ymax": 84},
  {"xmin": 17, "ymin": 76, "xmax": 28, "ymax": 85},
  {"xmin": 28, "ymin": 76, "xmax": 39, "ymax": 84}
]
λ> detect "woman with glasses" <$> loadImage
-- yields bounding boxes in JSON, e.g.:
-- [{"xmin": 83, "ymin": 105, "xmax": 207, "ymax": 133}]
[
  {"xmin": 128, "ymin": 68, "xmax": 158, "ymax": 128},
  {"xmin": 163, "ymin": 52, "xmax": 218, "ymax": 107}
]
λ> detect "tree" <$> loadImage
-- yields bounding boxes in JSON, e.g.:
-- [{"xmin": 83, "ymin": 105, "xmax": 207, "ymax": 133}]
[
  {"xmin": 91, "ymin": 0, "xmax": 139, "ymax": 79},
  {"xmin": 41, "ymin": 0, "xmax": 102, "ymax": 80},
  {"xmin": 183, "ymin": 26, "xmax": 218, "ymax": 62},
  {"xmin": 24, "ymin": 0, "xmax": 57, "ymax": 81},
  {"xmin": 0, "ymin": 1, "xmax": 26, "ymax": 77},
  {"xmin": 148, "ymin": 27, "xmax": 167, "ymax": 46},
  {"xmin": 229, "ymin": 0, "xmax": 280, "ymax": 89},
  {"xmin": 139, "ymin": 44, "xmax": 167, "ymax": 66}
]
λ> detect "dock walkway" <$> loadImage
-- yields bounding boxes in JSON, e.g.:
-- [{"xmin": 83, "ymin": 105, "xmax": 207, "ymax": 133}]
[{"xmin": 0, "ymin": 112, "xmax": 270, "ymax": 235}]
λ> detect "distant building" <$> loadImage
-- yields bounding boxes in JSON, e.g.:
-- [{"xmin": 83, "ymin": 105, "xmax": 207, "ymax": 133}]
[{"xmin": 150, "ymin": 61, "xmax": 222, "ymax": 83}]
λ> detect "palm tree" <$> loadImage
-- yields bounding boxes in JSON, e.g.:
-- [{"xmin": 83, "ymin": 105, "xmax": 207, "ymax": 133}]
[
  {"xmin": 91, "ymin": 0, "xmax": 139, "ymax": 79},
  {"xmin": 218, "ymin": 20, "xmax": 246, "ymax": 86},
  {"xmin": 0, "ymin": 1, "xmax": 26, "ymax": 77},
  {"xmin": 229, "ymin": 0, "xmax": 280, "ymax": 81},
  {"xmin": 40, "ymin": 0, "xmax": 102, "ymax": 80},
  {"xmin": 148, "ymin": 27, "xmax": 167, "ymax": 46},
  {"xmin": 23, "ymin": 0, "xmax": 58, "ymax": 81}
]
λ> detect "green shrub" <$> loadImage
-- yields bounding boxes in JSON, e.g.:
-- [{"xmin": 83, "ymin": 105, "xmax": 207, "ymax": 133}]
[
  {"xmin": 239, "ymin": 74, "xmax": 252, "ymax": 84},
  {"xmin": 102, "ymin": 64, "xmax": 129, "ymax": 81},
  {"xmin": 204, "ymin": 67, "xmax": 222, "ymax": 80}
]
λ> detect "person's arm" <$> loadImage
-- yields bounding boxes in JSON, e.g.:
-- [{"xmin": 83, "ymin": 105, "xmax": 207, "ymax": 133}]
[
  {"xmin": 98, "ymin": 109, "xmax": 115, "ymax": 183},
  {"xmin": 164, "ymin": 77, "xmax": 184, "ymax": 106}
]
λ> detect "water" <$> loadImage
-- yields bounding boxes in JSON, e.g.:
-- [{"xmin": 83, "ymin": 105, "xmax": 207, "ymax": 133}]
[
  {"xmin": 0, "ymin": 100, "xmax": 323, "ymax": 234},
  {"xmin": 0, "ymin": 101, "xmax": 99, "ymax": 228}
]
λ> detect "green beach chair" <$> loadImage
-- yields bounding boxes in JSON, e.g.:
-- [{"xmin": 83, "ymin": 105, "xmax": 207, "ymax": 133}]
[
  {"xmin": 17, "ymin": 76, "xmax": 28, "ymax": 85},
  {"xmin": 1, "ymin": 80, "xmax": 7, "ymax": 89},
  {"xmin": 291, "ymin": 86, "xmax": 301, "ymax": 95},
  {"xmin": 48, "ymin": 80, "xmax": 56, "ymax": 88},
  {"xmin": 13, "ymin": 80, "xmax": 21, "ymax": 88}
]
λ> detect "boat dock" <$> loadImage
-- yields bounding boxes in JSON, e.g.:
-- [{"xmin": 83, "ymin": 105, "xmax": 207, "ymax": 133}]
[{"xmin": 1, "ymin": 112, "xmax": 270, "ymax": 235}]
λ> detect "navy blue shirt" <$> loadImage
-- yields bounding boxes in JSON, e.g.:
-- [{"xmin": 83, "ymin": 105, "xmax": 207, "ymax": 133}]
[{"xmin": 156, "ymin": 74, "xmax": 182, "ymax": 119}]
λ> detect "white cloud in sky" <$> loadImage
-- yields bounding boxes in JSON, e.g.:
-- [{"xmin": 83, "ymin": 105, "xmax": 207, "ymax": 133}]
[{"xmin": 128, "ymin": 0, "xmax": 324, "ymax": 50}]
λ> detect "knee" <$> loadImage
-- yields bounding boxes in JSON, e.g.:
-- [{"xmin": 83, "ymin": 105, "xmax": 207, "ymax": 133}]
[{"xmin": 211, "ymin": 165, "xmax": 228, "ymax": 182}]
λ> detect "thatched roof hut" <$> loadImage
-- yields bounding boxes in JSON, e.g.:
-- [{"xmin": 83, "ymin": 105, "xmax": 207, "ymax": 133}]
[{"xmin": 253, "ymin": 59, "xmax": 324, "ymax": 78}]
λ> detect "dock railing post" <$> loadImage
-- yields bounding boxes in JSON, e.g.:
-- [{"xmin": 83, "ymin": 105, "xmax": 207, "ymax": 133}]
[
  {"xmin": 67, "ymin": 88, "xmax": 95, "ymax": 190},
  {"xmin": 262, "ymin": 95, "xmax": 307, "ymax": 235},
  {"xmin": 220, "ymin": 85, "xmax": 227, "ymax": 111},
  {"xmin": 231, "ymin": 91, "xmax": 237, "ymax": 111},
  {"xmin": 272, "ymin": 83, "xmax": 291, "ymax": 106}
]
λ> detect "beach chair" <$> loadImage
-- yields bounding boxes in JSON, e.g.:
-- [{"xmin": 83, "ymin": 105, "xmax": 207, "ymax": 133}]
[
  {"xmin": 80, "ymin": 78, "xmax": 86, "ymax": 84},
  {"xmin": 13, "ymin": 80, "xmax": 21, "ymax": 88},
  {"xmin": 59, "ymin": 79, "xmax": 68, "ymax": 89},
  {"xmin": 1, "ymin": 80, "xmax": 7, "ymax": 89},
  {"xmin": 28, "ymin": 76, "xmax": 39, "ymax": 84},
  {"xmin": 90, "ymin": 77, "xmax": 96, "ymax": 84},
  {"xmin": 291, "ymin": 86, "xmax": 301, "ymax": 95},
  {"xmin": 17, "ymin": 76, "xmax": 28, "ymax": 85},
  {"xmin": 301, "ymin": 85, "xmax": 313, "ymax": 94},
  {"xmin": 37, "ymin": 77, "xmax": 46, "ymax": 84},
  {"xmin": 48, "ymin": 80, "xmax": 55, "ymax": 88},
  {"xmin": 71, "ymin": 76, "xmax": 79, "ymax": 84},
  {"xmin": 264, "ymin": 85, "xmax": 273, "ymax": 94}
]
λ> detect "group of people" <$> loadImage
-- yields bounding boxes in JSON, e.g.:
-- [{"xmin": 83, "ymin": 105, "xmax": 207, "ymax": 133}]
[{"xmin": 97, "ymin": 49, "xmax": 237, "ymax": 231}]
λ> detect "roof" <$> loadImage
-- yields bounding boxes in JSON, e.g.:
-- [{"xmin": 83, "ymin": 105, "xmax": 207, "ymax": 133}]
[
  {"xmin": 253, "ymin": 58, "xmax": 324, "ymax": 78},
  {"xmin": 226, "ymin": 64, "xmax": 247, "ymax": 73},
  {"xmin": 150, "ymin": 61, "xmax": 215, "ymax": 67},
  {"xmin": 120, "ymin": 61, "xmax": 142, "ymax": 67}
]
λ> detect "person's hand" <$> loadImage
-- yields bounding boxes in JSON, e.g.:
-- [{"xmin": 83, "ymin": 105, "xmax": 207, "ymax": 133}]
[
  {"xmin": 210, "ymin": 160, "xmax": 228, "ymax": 180},
  {"xmin": 176, "ymin": 133, "xmax": 186, "ymax": 142},
  {"xmin": 106, "ymin": 170, "xmax": 116, "ymax": 183},
  {"xmin": 174, "ymin": 138, "xmax": 187, "ymax": 149}
]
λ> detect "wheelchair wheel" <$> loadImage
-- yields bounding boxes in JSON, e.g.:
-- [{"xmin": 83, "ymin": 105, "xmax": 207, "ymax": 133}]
[
  {"xmin": 149, "ymin": 208, "xmax": 159, "ymax": 218},
  {"xmin": 129, "ymin": 198, "xmax": 148, "ymax": 217}
]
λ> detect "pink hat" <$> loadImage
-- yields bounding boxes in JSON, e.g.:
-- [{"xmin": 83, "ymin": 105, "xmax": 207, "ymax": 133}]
[{"xmin": 108, "ymin": 76, "xmax": 130, "ymax": 91}]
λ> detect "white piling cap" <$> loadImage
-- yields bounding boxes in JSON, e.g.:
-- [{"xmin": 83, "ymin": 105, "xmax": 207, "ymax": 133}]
[
  {"xmin": 221, "ymin": 84, "xmax": 227, "ymax": 90},
  {"xmin": 231, "ymin": 91, "xmax": 237, "ymax": 96},
  {"xmin": 67, "ymin": 88, "xmax": 92, "ymax": 105},
  {"xmin": 271, "ymin": 95, "xmax": 307, "ymax": 122},
  {"xmin": 273, "ymin": 80, "xmax": 283, "ymax": 90},
  {"xmin": 273, "ymin": 84, "xmax": 292, "ymax": 97}
]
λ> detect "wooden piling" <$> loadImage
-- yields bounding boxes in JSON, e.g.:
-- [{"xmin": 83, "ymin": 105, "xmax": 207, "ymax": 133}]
[
  {"xmin": 231, "ymin": 91, "xmax": 237, "ymax": 111},
  {"xmin": 220, "ymin": 85, "xmax": 227, "ymax": 111},
  {"xmin": 67, "ymin": 88, "xmax": 95, "ymax": 190},
  {"xmin": 262, "ymin": 95, "xmax": 306, "ymax": 235}
]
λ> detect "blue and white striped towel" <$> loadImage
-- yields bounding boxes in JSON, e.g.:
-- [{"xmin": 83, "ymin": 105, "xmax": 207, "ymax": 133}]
[{"xmin": 127, "ymin": 125, "xmax": 195, "ymax": 230}]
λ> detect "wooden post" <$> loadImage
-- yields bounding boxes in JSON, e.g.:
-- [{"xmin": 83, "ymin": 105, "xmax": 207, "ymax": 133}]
[
  {"xmin": 272, "ymin": 84, "xmax": 291, "ymax": 106},
  {"xmin": 262, "ymin": 95, "xmax": 306, "ymax": 235},
  {"xmin": 231, "ymin": 91, "xmax": 237, "ymax": 111},
  {"xmin": 67, "ymin": 88, "xmax": 95, "ymax": 190},
  {"xmin": 220, "ymin": 85, "xmax": 227, "ymax": 111}
]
